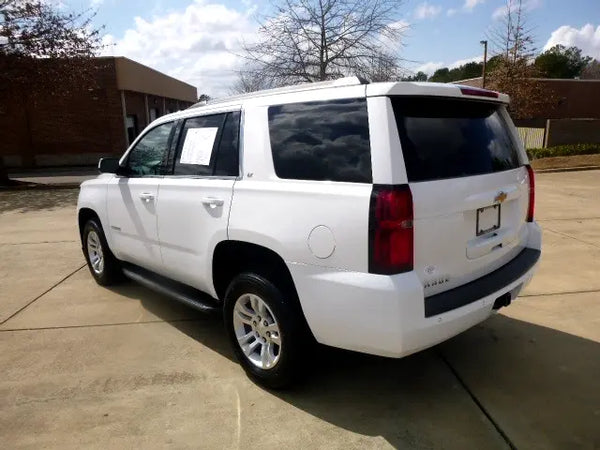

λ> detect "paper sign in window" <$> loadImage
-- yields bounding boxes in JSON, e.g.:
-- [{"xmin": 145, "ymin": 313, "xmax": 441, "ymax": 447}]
[{"xmin": 179, "ymin": 127, "xmax": 219, "ymax": 165}]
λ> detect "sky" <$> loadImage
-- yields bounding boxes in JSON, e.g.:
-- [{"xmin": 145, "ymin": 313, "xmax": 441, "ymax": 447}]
[{"xmin": 58, "ymin": 0, "xmax": 600, "ymax": 97}]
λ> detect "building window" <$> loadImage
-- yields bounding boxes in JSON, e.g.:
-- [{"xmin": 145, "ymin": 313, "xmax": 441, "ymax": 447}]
[
  {"xmin": 126, "ymin": 115, "xmax": 138, "ymax": 146},
  {"xmin": 150, "ymin": 108, "xmax": 160, "ymax": 122}
]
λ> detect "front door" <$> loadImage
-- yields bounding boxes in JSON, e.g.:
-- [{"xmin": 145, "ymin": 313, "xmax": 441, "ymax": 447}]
[
  {"xmin": 107, "ymin": 121, "xmax": 174, "ymax": 272},
  {"xmin": 157, "ymin": 111, "xmax": 240, "ymax": 296}
]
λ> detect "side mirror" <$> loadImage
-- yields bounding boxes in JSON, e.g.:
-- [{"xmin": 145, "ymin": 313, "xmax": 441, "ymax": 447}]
[{"xmin": 98, "ymin": 157, "xmax": 121, "ymax": 174}]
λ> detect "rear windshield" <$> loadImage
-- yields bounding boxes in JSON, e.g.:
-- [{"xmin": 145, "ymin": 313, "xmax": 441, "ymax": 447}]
[{"xmin": 391, "ymin": 97, "xmax": 521, "ymax": 182}]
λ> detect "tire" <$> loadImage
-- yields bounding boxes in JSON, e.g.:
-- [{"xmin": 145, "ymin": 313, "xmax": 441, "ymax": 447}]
[
  {"xmin": 224, "ymin": 273, "xmax": 307, "ymax": 389},
  {"xmin": 82, "ymin": 219, "xmax": 122, "ymax": 286}
]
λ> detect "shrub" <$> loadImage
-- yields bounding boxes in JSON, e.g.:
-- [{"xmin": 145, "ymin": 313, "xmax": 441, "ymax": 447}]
[{"xmin": 526, "ymin": 143, "xmax": 600, "ymax": 160}]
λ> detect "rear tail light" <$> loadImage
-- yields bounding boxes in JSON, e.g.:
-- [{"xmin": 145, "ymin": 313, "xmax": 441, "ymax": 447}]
[
  {"xmin": 369, "ymin": 185, "xmax": 414, "ymax": 274},
  {"xmin": 526, "ymin": 165, "xmax": 535, "ymax": 222}
]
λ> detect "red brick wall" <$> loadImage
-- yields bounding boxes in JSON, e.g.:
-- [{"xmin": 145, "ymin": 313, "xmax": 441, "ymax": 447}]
[
  {"xmin": 1, "ymin": 58, "xmax": 194, "ymax": 168},
  {"xmin": 546, "ymin": 119, "xmax": 600, "ymax": 146},
  {"xmin": 1, "ymin": 58, "xmax": 127, "ymax": 167}
]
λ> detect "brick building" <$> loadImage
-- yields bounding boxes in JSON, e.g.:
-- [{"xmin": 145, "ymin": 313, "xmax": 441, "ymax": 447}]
[
  {"xmin": 455, "ymin": 77, "xmax": 600, "ymax": 121},
  {"xmin": 0, "ymin": 56, "xmax": 197, "ymax": 168},
  {"xmin": 455, "ymin": 78, "xmax": 600, "ymax": 147}
]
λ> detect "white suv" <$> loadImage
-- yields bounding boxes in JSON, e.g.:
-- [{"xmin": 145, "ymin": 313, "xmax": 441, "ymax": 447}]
[{"xmin": 77, "ymin": 77, "xmax": 541, "ymax": 388}]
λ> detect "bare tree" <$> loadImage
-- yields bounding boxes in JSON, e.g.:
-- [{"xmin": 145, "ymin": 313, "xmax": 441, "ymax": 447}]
[
  {"xmin": 238, "ymin": 0, "xmax": 407, "ymax": 86},
  {"xmin": 230, "ymin": 68, "xmax": 278, "ymax": 94},
  {"xmin": 581, "ymin": 60, "xmax": 600, "ymax": 79},
  {"xmin": 0, "ymin": 0, "xmax": 103, "ymax": 182},
  {"xmin": 486, "ymin": 0, "xmax": 553, "ymax": 119},
  {"xmin": 356, "ymin": 50, "xmax": 402, "ymax": 82}
]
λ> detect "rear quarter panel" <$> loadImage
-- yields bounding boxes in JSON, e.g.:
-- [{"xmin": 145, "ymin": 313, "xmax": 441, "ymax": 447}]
[{"xmin": 229, "ymin": 93, "xmax": 372, "ymax": 272}]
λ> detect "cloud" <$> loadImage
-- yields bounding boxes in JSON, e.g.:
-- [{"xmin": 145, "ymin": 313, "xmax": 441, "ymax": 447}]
[
  {"xmin": 101, "ymin": 0, "xmax": 257, "ymax": 97},
  {"xmin": 447, "ymin": 8, "xmax": 457, "ymax": 16},
  {"xmin": 463, "ymin": 0, "xmax": 484, "ymax": 12},
  {"xmin": 414, "ymin": 2, "xmax": 442, "ymax": 19},
  {"xmin": 449, "ymin": 55, "xmax": 483, "ymax": 68},
  {"xmin": 491, "ymin": 5, "xmax": 505, "ymax": 19},
  {"xmin": 414, "ymin": 61, "xmax": 444, "ymax": 76},
  {"xmin": 543, "ymin": 24, "xmax": 600, "ymax": 59},
  {"xmin": 492, "ymin": 0, "xmax": 542, "ymax": 20},
  {"xmin": 90, "ymin": 0, "xmax": 104, "ymax": 7},
  {"xmin": 413, "ymin": 55, "xmax": 483, "ymax": 76}
]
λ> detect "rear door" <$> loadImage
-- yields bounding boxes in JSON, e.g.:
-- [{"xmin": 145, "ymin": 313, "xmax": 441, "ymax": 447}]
[
  {"xmin": 390, "ymin": 96, "xmax": 530, "ymax": 296},
  {"xmin": 156, "ymin": 110, "xmax": 240, "ymax": 295}
]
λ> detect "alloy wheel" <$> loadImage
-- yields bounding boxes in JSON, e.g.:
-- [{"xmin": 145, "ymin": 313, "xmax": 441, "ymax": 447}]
[{"xmin": 232, "ymin": 293, "xmax": 282, "ymax": 369}]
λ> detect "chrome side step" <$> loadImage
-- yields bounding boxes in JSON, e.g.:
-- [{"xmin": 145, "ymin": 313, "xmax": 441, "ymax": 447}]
[{"xmin": 122, "ymin": 265, "xmax": 220, "ymax": 314}]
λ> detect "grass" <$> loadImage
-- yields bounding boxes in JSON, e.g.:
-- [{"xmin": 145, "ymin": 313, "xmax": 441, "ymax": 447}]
[{"xmin": 526, "ymin": 143, "xmax": 600, "ymax": 160}]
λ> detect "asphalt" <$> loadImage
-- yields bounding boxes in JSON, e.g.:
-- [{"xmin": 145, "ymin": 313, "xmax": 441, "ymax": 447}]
[{"xmin": 1, "ymin": 171, "xmax": 599, "ymax": 449}]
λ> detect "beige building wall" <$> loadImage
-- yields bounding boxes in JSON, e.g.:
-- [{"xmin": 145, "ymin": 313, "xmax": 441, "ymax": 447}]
[{"xmin": 113, "ymin": 57, "xmax": 197, "ymax": 103}]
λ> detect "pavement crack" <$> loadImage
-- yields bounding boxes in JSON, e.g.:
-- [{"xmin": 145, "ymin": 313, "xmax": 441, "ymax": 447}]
[
  {"xmin": 0, "ymin": 264, "xmax": 86, "ymax": 326},
  {"xmin": 436, "ymin": 348, "xmax": 517, "ymax": 450},
  {"xmin": 537, "ymin": 217, "xmax": 600, "ymax": 221},
  {"xmin": 521, "ymin": 288, "xmax": 600, "ymax": 298},
  {"xmin": 0, "ymin": 240, "xmax": 78, "ymax": 246},
  {"xmin": 0, "ymin": 318, "xmax": 204, "ymax": 332},
  {"xmin": 543, "ymin": 226, "xmax": 600, "ymax": 249}
]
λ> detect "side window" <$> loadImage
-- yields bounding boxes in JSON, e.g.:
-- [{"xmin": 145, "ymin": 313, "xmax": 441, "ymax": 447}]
[
  {"xmin": 214, "ymin": 112, "xmax": 240, "ymax": 176},
  {"xmin": 125, "ymin": 122, "xmax": 173, "ymax": 177},
  {"xmin": 173, "ymin": 112, "xmax": 240, "ymax": 177},
  {"xmin": 268, "ymin": 99, "xmax": 372, "ymax": 183}
]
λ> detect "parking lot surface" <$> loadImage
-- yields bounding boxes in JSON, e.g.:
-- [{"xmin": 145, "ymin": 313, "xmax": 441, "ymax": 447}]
[{"xmin": 1, "ymin": 171, "xmax": 599, "ymax": 449}]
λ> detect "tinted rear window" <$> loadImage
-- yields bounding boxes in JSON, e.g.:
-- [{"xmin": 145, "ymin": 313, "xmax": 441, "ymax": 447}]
[
  {"xmin": 268, "ymin": 99, "xmax": 372, "ymax": 183},
  {"xmin": 391, "ymin": 97, "xmax": 521, "ymax": 182}
]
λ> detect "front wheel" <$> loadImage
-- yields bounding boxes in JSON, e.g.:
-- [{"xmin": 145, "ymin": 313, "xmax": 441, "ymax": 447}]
[
  {"xmin": 82, "ymin": 219, "xmax": 122, "ymax": 286},
  {"xmin": 224, "ymin": 273, "xmax": 306, "ymax": 389}
]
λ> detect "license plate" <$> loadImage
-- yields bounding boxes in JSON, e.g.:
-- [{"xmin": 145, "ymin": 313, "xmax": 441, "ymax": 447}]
[{"xmin": 476, "ymin": 204, "xmax": 501, "ymax": 236}]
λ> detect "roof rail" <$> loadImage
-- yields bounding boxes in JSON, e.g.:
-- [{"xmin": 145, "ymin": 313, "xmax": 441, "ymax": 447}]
[{"xmin": 191, "ymin": 76, "xmax": 368, "ymax": 108}]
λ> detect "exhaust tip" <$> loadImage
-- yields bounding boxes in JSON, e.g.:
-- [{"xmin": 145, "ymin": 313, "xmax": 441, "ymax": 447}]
[{"xmin": 493, "ymin": 292, "xmax": 512, "ymax": 310}]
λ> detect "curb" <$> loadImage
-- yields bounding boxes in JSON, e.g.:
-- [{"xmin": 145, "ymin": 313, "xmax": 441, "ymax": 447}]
[{"xmin": 0, "ymin": 183, "xmax": 81, "ymax": 191}]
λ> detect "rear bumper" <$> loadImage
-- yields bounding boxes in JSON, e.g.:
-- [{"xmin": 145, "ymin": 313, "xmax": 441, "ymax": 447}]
[
  {"xmin": 424, "ymin": 247, "xmax": 540, "ymax": 317},
  {"xmin": 289, "ymin": 222, "xmax": 541, "ymax": 358}
]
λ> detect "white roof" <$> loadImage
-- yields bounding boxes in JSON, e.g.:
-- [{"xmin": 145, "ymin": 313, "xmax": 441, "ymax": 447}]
[{"xmin": 156, "ymin": 77, "xmax": 509, "ymax": 126}]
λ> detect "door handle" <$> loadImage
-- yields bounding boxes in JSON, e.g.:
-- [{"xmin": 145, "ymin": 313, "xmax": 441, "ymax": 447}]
[
  {"xmin": 139, "ymin": 192, "xmax": 155, "ymax": 202},
  {"xmin": 201, "ymin": 197, "xmax": 224, "ymax": 208}
]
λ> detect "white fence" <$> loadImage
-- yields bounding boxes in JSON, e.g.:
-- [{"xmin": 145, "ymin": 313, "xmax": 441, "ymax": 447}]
[{"xmin": 517, "ymin": 127, "xmax": 545, "ymax": 149}]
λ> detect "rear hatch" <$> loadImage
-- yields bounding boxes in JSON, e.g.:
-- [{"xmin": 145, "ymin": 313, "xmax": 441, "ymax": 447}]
[{"xmin": 390, "ymin": 95, "xmax": 531, "ymax": 296}]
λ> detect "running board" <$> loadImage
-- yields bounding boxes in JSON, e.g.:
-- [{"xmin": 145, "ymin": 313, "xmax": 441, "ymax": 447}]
[{"xmin": 122, "ymin": 264, "xmax": 220, "ymax": 314}]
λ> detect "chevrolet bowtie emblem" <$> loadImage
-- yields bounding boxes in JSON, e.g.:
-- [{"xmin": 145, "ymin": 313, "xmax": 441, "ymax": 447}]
[{"xmin": 494, "ymin": 191, "xmax": 508, "ymax": 203}]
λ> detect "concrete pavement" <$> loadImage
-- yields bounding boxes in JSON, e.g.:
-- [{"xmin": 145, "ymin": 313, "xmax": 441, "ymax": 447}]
[{"xmin": 1, "ymin": 171, "xmax": 599, "ymax": 449}]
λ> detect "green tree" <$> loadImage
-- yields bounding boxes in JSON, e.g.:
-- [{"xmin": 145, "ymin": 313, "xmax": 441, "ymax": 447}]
[
  {"xmin": 461, "ymin": 61, "xmax": 483, "ymax": 79},
  {"xmin": 401, "ymin": 71, "xmax": 427, "ymax": 81},
  {"xmin": 429, "ymin": 67, "xmax": 450, "ymax": 82},
  {"xmin": 534, "ymin": 45, "xmax": 592, "ymax": 78}
]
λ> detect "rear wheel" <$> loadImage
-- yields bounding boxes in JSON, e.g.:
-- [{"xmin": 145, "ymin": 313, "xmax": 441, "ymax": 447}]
[
  {"xmin": 224, "ymin": 273, "xmax": 306, "ymax": 389},
  {"xmin": 82, "ymin": 219, "xmax": 122, "ymax": 286}
]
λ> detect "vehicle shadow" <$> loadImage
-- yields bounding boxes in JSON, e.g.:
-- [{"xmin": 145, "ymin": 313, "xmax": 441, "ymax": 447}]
[{"xmin": 132, "ymin": 287, "xmax": 600, "ymax": 449}]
